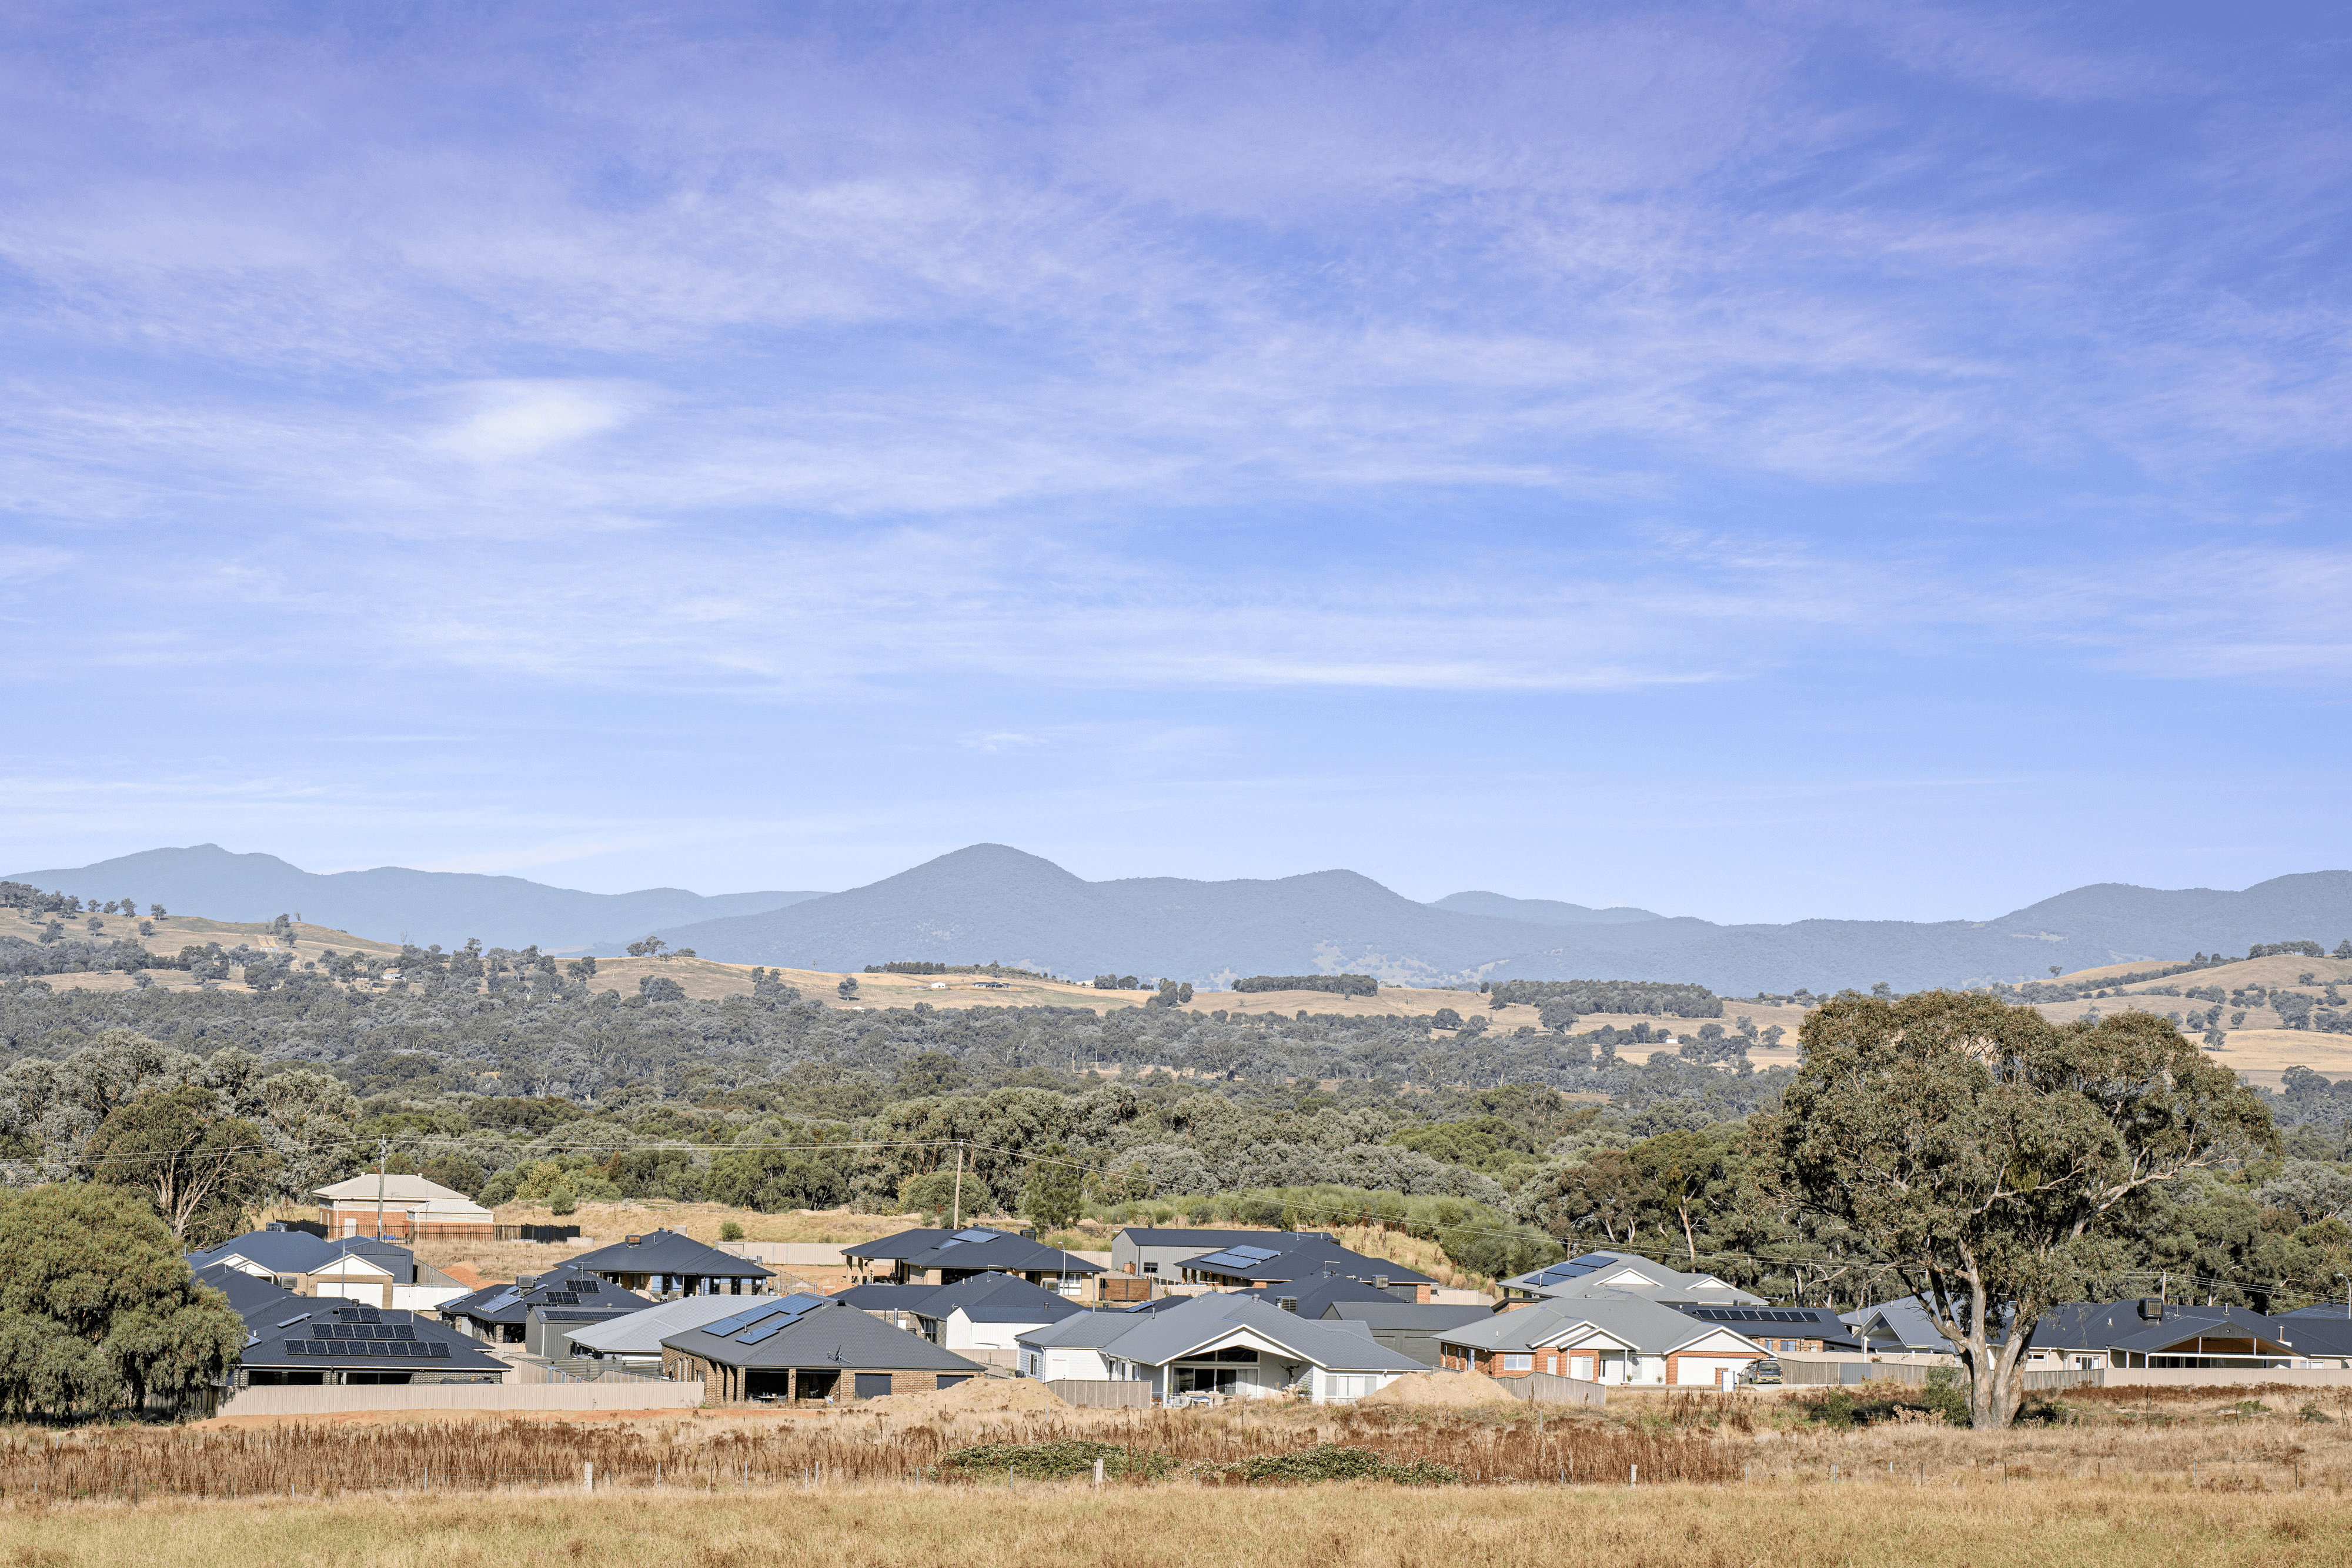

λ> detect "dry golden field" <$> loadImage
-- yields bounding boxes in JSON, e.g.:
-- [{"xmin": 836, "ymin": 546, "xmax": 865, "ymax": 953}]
[{"xmin": 4, "ymin": 1389, "xmax": 2352, "ymax": 1566}]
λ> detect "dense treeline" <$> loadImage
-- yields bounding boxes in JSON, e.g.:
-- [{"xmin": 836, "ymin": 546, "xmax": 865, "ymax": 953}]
[
  {"xmin": 1232, "ymin": 974, "xmax": 1379, "ymax": 997},
  {"xmin": 4, "ymin": 972, "xmax": 2346, "ymax": 1308},
  {"xmin": 1486, "ymin": 979, "xmax": 1723, "ymax": 1021}
]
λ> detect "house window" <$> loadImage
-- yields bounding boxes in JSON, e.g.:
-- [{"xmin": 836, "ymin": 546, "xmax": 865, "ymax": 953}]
[
  {"xmin": 1502, "ymin": 1353, "xmax": 1532, "ymax": 1372},
  {"xmin": 1142, "ymin": 1262, "xmax": 1160, "ymax": 1274}
]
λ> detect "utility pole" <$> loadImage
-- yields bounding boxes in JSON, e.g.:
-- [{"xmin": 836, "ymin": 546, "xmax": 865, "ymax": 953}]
[
  {"xmin": 2337, "ymin": 1273, "xmax": 2348, "ymax": 1318},
  {"xmin": 376, "ymin": 1136, "xmax": 389, "ymax": 1240},
  {"xmin": 951, "ymin": 1142, "xmax": 965, "ymax": 1229}
]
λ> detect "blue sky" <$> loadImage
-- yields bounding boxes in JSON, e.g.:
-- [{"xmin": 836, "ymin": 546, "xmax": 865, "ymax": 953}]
[{"xmin": 4, "ymin": 1, "xmax": 2347, "ymax": 922}]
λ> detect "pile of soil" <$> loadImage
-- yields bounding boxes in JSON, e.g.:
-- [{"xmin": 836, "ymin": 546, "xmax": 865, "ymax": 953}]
[
  {"xmin": 1358, "ymin": 1371, "xmax": 1519, "ymax": 1407},
  {"xmin": 866, "ymin": 1376, "xmax": 1067, "ymax": 1420}
]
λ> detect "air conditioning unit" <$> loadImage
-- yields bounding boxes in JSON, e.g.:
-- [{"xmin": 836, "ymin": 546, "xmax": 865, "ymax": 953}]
[{"xmin": 2137, "ymin": 1298, "xmax": 2164, "ymax": 1321}]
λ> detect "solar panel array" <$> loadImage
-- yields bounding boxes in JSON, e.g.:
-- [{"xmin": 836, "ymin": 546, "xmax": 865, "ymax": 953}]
[
  {"xmin": 697, "ymin": 1293, "xmax": 829, "ymax": 1343},
  {"xmin": 1685, "ymin": 1307, "xmax": 1826, "ymax": 1323},
  {"xmin": 1192, "ymin": 1244, "xmax": 1285, "ymax": 1271},
  {"xmin": 1521, "ymin": 1257, "xmax": 1614, "ymax": 1287},
  {"xmin": 286, "ymin": 1340, "xmax": 454, "ymax": 1359}
]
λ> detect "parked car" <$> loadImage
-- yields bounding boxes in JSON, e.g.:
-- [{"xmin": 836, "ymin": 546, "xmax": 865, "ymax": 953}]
[{"xmin": 1743, "ymin": 1358, "xmax": 1783, "ymax": 1386}]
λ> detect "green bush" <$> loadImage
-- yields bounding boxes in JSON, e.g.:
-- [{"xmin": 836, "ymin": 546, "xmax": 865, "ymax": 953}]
[
  {"xmin": 547, "ymin": 1185, "xmax": 577, "ymax": 1215},
  {"xmin": 1921, "ymin": 1367, "xmax": 1968, "ymax": 1425},
  {"xmin": 1225, "ymin": 1445, "xmax": 1460, "ymax": 1486},
  {"xmin": 938, "ymin": 1441, "xmax": 1175, "ymax": 1481},
  {"xmin": 720, "ymin": 1221, "xmax": 744, "ymax": 1242}
]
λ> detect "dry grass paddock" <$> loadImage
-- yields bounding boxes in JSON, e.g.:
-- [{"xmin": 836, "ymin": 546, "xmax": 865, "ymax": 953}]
[{"xmin": 0, "ymin": 1476, "xmax": 2346, "ymax": 1568}]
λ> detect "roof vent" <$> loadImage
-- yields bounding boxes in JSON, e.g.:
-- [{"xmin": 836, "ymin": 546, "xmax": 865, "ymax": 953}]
[
  {"xmin": 1374, "ymin": 1276, "xmax": 1389, "ymax": 1290},
  {"xmin": 2136, "ymin": 1298, "xmax": 2164, "ymax": 1321},
  {"xmin": 625, "ymin": 1235, "xmax": 643, "ymax": 1246}
]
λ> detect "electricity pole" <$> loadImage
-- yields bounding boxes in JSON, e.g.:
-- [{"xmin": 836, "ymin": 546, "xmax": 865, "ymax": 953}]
[
  {"xmin": 951, "ymin": 1142, "xmax": 965, "ymax": 1229},
  {"xmin": 376, "ymin": 1136, "xmax": 389, "ymax": 1240}
]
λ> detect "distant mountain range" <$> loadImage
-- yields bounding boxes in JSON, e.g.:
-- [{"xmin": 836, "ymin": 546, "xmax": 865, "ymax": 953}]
[
  {"xmin": 633, "ymin": 845, "xmax": 2352, "ymax": 995},
  {"xmin": 12, "ymin": 842, "xmax": 2350, "ymax": 995},
  {"xmin": 3, "ymin": 844, "xmax": 823, "ymax": 952}
]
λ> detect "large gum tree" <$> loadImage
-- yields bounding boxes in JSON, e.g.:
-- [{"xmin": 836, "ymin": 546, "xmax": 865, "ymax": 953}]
[{"xmin": 1768, "ymin": 991, "xmax": 2273, "ymax": 1428}]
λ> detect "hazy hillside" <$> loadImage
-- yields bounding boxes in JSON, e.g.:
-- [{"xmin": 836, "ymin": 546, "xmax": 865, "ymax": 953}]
[
  {"xmin": 644, "ymin": 848, "xmax": 2352, "ymax": 995},
  {"xmin": 633, "ymin": 844, "xmax": 1553, "ymax": 986},
  {"xmin": 1430, "ymin": 891, "xmax": 1662, "ymax": 925},
  {"xmin": 6, "ymin": 844, "xmax": 825, "ymax": 951}
]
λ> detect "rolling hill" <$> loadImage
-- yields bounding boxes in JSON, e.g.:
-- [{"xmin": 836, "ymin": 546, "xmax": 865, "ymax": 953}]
[
  {"xmin": 631, "ymin": 845, "xmax": 2352, "ymax": 996},
  {"xmin": 4, "ymin": 844, "xmax": 824, "ymax": 952}
]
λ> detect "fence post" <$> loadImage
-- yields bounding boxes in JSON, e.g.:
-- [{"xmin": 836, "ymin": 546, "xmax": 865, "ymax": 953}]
[
  {"xmin": 1628, "ymin": 1465, "xmax": 1636, "ymax": 1488},
  {"xmin": 1094, "ymin": 1459, "xmax": 1104, "ymax": 1489},
  {"xmin": 584, "ymin": 1462, "xmax": 593, "ymax": 1493}
]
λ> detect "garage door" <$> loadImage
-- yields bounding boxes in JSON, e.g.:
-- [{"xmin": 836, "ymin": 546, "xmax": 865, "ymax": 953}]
[{"xmin": 854, "ymin": 1373, "xmax": 893, "ymax": 1398}]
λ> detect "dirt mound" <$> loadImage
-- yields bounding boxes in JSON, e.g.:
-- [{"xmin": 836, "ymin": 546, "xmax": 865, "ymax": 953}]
[
  {"xmin": 866, "ymin": 1376, "xmax": 1066, "ymax": 1420},
  {"xmin": 1359, "ymin": 1371, "xmax": 1519, "ymax": 1407}
]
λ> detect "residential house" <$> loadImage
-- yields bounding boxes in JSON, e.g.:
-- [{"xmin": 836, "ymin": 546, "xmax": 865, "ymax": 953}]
[
  {"xmin": 1017, "ymin": 1290, "xmax": 1422, "ymax": 1403},
  {"xmin": 1666, "ymin": 1303, "xmax": 1858, "ymax": 1356},
  {"xmin": 659, "ymin": 1293, "xmax": 983, "ymax": 1403},
  {"xmin": 2029, "ymin": 1300, "xmax": 2307, "ymax": 1372},
  {"xmin": 1174, "ymin": 1235, "xmax": 1436, "ymax": 1300},
  {"xmin": 1017, "ymin": 1307, "xmax": 1157, "ymax": 1382},
  {"xmin": 191, "ymin": 1228, "xmax": 468, "ymax": 1312},
  {"xmin": 1439, "ymin": 1292, "xmax": 1768, "ymax": 1388},
  {"xmin": 567, "ymin": 1229, "xmax": 776, "ymax": 1298},
  {"xmin": 312, "ymin": 1175, "xmax": 497, "ymax": 1242},
  {"xmin": 906, "ymin": 1270, "xmax": 1088, "ymax": 1354},
  {"xmin": 843, "ymin": 1226, "xmax": 1103, "ymax": 1293},
  {"xmin": 1110, "ymin": 1228, "xmax": 1335, "ymax": 1281},
  {"xmin": 440, "ymin": 1266, "xmax": 653, "ymax": 1350},
  {"xmin": 1843, "ymin": 1299, "xmax": 1957, "ymax": 1357},
  {"xmin": 832, "ymin": 1282, "xmax": 941, "ymax": 1335},
  {"xmin": 557, "ymin": 1295, "xmax": 764, "ymax": 1370},
  {"xmin": 232, "ymin": 1297, "xmax": 509, "ymax": 1388},
  {"xmin": 1302, "ymin": 1299, "xmax": 1492, "ymax": 1368},
  {"xmin": 1501, "ymin": 1251, "xmax": 1763, "ymax": 1306}
]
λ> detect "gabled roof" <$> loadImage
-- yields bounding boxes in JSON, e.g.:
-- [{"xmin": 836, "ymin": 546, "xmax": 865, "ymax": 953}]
[
  {"xmin": 238, "ymin": 1300, "xmax": 508, "ymax": 1375},
  {"xmin": 190, "ymin": 1228, "xmax": 339, "ymax": 1276},
  {"xmin": 659, "ymin": 1295, "xmax": 984, "ymax": 1372},
  {"xmin": 562, "ymin": 1294, "xmax": 774, "ymax": 1356},
  {"xmin": 1180, "ymin": 1235, "xmax": 1433, "ymax": 1288},
  {"xmin": 2032, "ymin": 1300, "xmax": 2278, "ymax": 1352},
  {"xmin": 1842, "ymin": 1299, "xmax": 1952, "ymax": 1353},
  {"xmin": 1442, "ymin": 1291, "xmax": 1766, "ymax": 1358},
  {"xmin": 193, "ymin": 1260, "xmax": 302, "ymax": 1318},
  {"xmin": 911, "ymin": 1271, "xmax": 1088, "ymax": 1326},
  {"xmin": 842, "ymin": 1228, "xmax": 960, "ymax": 1262},
  {"xmin": 1055, "ymin": 1291, "xmax": 1422, "ymax": 1373},
  {"xmin": 1117, "ymin": 1228, "xmax": 1333, "ymax": 1251},
  {"xmin": 1018, "ymin": 1310, "xmax": 1150, "ymax": 1350},
  {"xmin": 1670, "ymin": 1302, "xmax": 1858, "ymax": 1350},
  {"xmin": 1313, "ymin": 1300, "xmax": 1493, "ymax": 1332},
  {"xmin": 443, "ymin": 1266, "xmax": 651, "ymax": 1326},
  {"xmin": 833, "ymin": 1283, "xmax": 943, "ymax": 1311},
  {"xmin": 1504, "ymin": 1251, "xmax": 1763, "ymax": 1305},
  {"xmin": 570, "ymin": 1228, "xmax": 774, "ymax": 1279},
  {"xmin": 1236, "ymin": 1277, "xmax": 1414, "ymax": 1319},
  {"xmin": 896, "ymin": 1230, "xmax": 1105, "ymax": 1276},
  {"xmin": 313, "ymin": 1174, "xmax": 492, "ymax": 1213}
]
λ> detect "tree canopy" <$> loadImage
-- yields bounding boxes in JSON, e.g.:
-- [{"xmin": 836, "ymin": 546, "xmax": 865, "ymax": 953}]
[
  {"xmin": 1768, "ymin": 990, "xmax": 2274, "ymax": 1427},
  {"xmin": 0, "ymin": 1182, "xmax": 245, "ymax": 1417},
  {"xmin": 84, "ymin": 1085, "xmax": 277, "ymax": 1250}
]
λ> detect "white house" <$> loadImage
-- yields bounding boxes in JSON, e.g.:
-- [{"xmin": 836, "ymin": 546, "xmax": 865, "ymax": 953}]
[
  {"xmin": 1018, "ymin": 1291, "xmax": 1423, "ymax": 1403},
  {"xmin": 908, "ymin": 1271, "xmax": 1087, "ymax": 1353},
  {"xmin": 1501, "ymin": 1251, "xmax": 1765, "ymax": 1306},
  {"xmin": 313, "ymin": 1175, "xmax": 496, "ymax": 1241},
  {"xmin": 1441, "ymin": 1292, "xmax": 1767, "ymax": 1388}
]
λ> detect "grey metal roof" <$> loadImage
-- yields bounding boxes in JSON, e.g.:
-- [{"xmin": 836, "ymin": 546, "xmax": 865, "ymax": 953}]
[
  {"xmin": 570, "ymin": 1228, "xmax": 774, "ymax": 1279},
  {"xmin": 833, "ymin": 1283, "xmax": 943, "ymax": 1311},
  {"xmin": 912, "ymin": 1271, "xmax": 1088, "ymax": 1326},
  {"xmin": 190, "ymin": 1229, "xmax": 338, "ymax": 1276},
  {"xmin": 445, "ymin": 1267, "xmax": 650, "ymax": 1326},
  {"xmin": 1117, "ymin": 1228, "xmax": 1332, "ymax": 1250},
  {"xmin": 193, "ymin": 1260, "xmax": 303, "ymax": 1318},
  {"xmin": 563, "ymin": 1295, "xmax": 779, "ymax": 1357},
  {"xmin": 238, "ymin": 1300, "xmax": 508, "ymax": 1375},
  {"xmin": 1058, "ymin": 1291, "xmax": 1422, "ymax": 1372},
  {"xmin": 900, "ymin": 1231, "xmax": 1106, "ymax": 1276},
  {"xmin": 1504, "ymin": 1251, "xmax": 1763, "ymax": 1305},
  {"xmin": 1312, "ymin": 1301, "xmax": 1492, "ymax": 1332},
  {"xmin": 1180, "ymin": 1236, "xmax": 1433, "ymax": 1288},
  {"xmin": 842, "ymin": 1227, "xmax": 960, "ymax": 1262},
  {"xmin": 1842, "ymin": 1299, "xmax": 1952, "ymax": 1353},
  {"xmin": 659, "ymin": 1296, "xmax": 984, "ymax": 1372},
  {"xmin": 1017, "ymin": 1310, "xmax": 1150, "ymax": 1350},
  {"xmin": 1443, "ymin": 1291, "xmax": 1765, "ymax": 1357}
]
